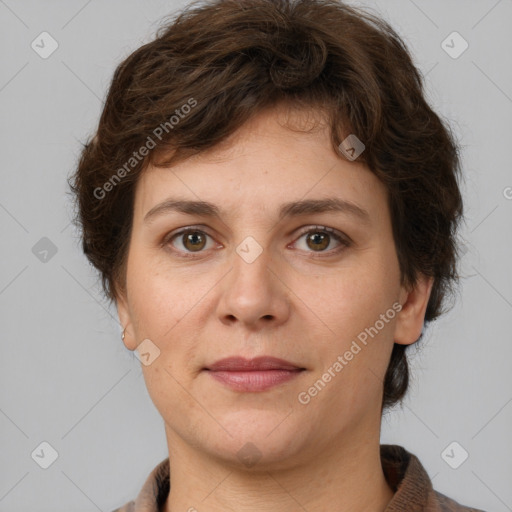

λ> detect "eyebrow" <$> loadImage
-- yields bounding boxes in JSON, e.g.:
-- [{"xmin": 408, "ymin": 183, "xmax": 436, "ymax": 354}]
[{"xmin": 143, "ymin": 197, "xmax": 371, "ymax": 225}]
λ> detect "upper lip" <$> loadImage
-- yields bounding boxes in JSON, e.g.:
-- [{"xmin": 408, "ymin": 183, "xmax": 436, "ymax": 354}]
[{"xmin": 205, "ymin": 356, "xmax": 305, "ymax": 371}]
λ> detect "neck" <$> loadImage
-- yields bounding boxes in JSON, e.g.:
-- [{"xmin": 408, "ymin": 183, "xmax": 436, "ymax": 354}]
[{"xmin": 163, "ymin": 429, "xmax": 394, "ymax": 512}]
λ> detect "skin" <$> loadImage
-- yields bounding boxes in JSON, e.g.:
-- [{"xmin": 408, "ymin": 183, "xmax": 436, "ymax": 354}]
[{"xmin": 116, "ymin": 104, "xmax": 433, "ymax": 512}]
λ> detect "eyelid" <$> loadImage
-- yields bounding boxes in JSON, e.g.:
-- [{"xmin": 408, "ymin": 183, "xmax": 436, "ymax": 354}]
[
  {"xmin": 162, "ymin": 225, "xmax": 218, "ymax": 251},
  {"xmin": 290, "ymin": 225, "xmax": 351, "ymax": 255},
  {"xmin": 293, "ymin": 225, "xmax": 351, "ymax": 245},
  {"xmin": 162, "ymin": 224, "xmax": 212, "ymax": 238}
]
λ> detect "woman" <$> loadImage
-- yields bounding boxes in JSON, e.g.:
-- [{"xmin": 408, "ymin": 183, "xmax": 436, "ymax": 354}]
[{"xmin": 68, "ymin": 0, "xmax": 485, "ymax": 510}]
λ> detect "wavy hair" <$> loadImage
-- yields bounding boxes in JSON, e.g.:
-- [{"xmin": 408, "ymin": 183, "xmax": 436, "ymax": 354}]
[{"xmin": 68, "ymin": 0, "xmax": 464, "ymax": 411}]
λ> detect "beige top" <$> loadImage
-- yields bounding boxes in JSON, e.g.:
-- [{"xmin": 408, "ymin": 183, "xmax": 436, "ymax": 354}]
[{"xmin": 111, "ymin": 444, "xmax": 486, "ymax": 512}]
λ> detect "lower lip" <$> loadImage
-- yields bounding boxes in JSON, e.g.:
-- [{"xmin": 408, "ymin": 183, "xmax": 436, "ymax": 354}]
[{"xmin": 205, "ymin": 369, "xmax": 304, "ymax": 392}]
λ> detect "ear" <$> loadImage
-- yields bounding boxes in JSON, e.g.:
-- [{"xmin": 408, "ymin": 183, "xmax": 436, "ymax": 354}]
[
  {"xmin": 394, "ymin": 274, "xmax": 434, "ymax": 346},
  {"xmin": 116, "ymin": 292, "xmax": 137, "ymax": 351}
]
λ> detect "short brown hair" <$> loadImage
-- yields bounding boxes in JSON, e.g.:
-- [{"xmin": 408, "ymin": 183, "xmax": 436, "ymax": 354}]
[{"xmin": 68, "ymin": 0, "xmax": 464, "ymax": 411}]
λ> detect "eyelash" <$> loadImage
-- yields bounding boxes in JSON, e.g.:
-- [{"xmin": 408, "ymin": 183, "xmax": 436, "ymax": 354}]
[{"xmin": 162, "ymin": 225, "xmax": 351, "ymax": 259}]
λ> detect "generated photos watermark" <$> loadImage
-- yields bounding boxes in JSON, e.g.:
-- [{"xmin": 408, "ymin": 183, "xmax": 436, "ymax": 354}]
[
  {"xmin": 298, "ymin": 301, "xmax": 402, "ymax": 404},
  {"xmin": 93, "ymin": 97, "xmax": 198, "ymax": 200}
]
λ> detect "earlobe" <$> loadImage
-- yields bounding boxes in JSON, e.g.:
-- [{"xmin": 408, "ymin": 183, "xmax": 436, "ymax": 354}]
[
  {"xmin": 394, "ymin": 275, "xmax": 434, "ymax": 346},
  {"xmin": 116, "ymin": 294, "xmax": 137, "ymax": 351}
]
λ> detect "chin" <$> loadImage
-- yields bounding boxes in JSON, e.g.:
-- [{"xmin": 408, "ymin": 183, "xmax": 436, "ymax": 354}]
[{"xmin": 202, "ymin": 413, "xmax": 311, "ymax": 471}]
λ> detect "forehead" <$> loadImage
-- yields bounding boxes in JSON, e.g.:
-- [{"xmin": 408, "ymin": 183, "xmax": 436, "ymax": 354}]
[{"xmin": 133, "ymin": 106, "xmax": 387, "ymax": 223}]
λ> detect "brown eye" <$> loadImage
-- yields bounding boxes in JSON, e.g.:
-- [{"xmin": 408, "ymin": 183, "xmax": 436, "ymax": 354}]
[
  {"xmin": 181, "ymin": 231, "xmax": 207, "ymax": 252},
  {"xmin": 305, "ymin": 231, "xmax": 330, "ymax": 251},
  {"xmin": 293, "ymin": 226, "xmax": 350, "ymax": 255},
  {"xmin": 166, "ymin": 228, "xmax": 215, "ymax": 257}
]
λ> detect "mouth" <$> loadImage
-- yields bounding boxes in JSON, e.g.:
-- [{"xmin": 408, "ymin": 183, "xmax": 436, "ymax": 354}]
[
  {"xmin": 203, "ymin": 356, "xmax": 306, "ymax": 392},
  {"xmin": 204, "ymin": 356, "xmax": 305, "ymax": 372}
]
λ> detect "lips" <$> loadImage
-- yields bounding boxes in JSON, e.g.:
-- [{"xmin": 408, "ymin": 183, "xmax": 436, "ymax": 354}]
[
  {"xmin": 205, "ymin": 356, "xmax": 305, "ymax": 372},
  {"xmin": 203, "ymin": 356, "xmax": 306, "ymax": 392}
]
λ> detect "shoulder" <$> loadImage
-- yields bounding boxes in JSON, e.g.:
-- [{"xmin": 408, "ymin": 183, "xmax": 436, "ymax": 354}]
[
  {"xmin": 380, "ymin": 444, "xmax": 488, "ymax": 512},
  {"xmin": 109, "ymin": 457, "xmax": 170, "ymax": 512},
  {"xmin": 429, "ymin": 489, "xmax": 488, "ymax": 512}
]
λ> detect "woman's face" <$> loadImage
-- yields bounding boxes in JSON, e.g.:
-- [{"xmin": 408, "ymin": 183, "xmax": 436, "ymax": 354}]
[{"xmin": 117, "ymin": 106, "xmax": 432, "ymax": 469}]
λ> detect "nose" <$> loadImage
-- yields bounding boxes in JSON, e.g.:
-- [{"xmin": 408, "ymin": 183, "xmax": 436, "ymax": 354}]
[{"xmin": 215, "ymin": 240, "xmax": 291, "ymax": 330}]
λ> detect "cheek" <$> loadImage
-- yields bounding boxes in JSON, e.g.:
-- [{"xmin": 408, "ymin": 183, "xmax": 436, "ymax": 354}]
[
  {"xmin": 125, "ymin": 251, "xmax": 222, "ymax": 352},
  {"xmin": 300, "ymin": 269, "xmax": 399, "ymax": 413},
  {"xmin": 125, "ymin": 248, "xmax": 182, "ymax": 339},
  {"xmin": 312, "ymin": 255, "xmax": 399, "ymax": 334},
  {"xmin": 300, "ymin": 246, "xmax": 400, "ymax": 390}
]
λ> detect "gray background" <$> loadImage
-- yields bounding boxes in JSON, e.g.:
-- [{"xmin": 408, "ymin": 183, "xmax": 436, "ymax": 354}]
[{"xmin": 0, "ymin": 1, "xmax": 511, "ymax": 511}]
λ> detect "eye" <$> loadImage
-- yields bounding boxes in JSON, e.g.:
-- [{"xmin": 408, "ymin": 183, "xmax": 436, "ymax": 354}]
[
  {"xmin": 292, "ymin": 225, "xmax": 350, "ymax": 255},
  {"xmin": 165, "ymin": 227, "xmax": 217, "ymax": 257},
  {"xmin": 163, "ymin": 225, "xmax": 351, "ymax": 259}
]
